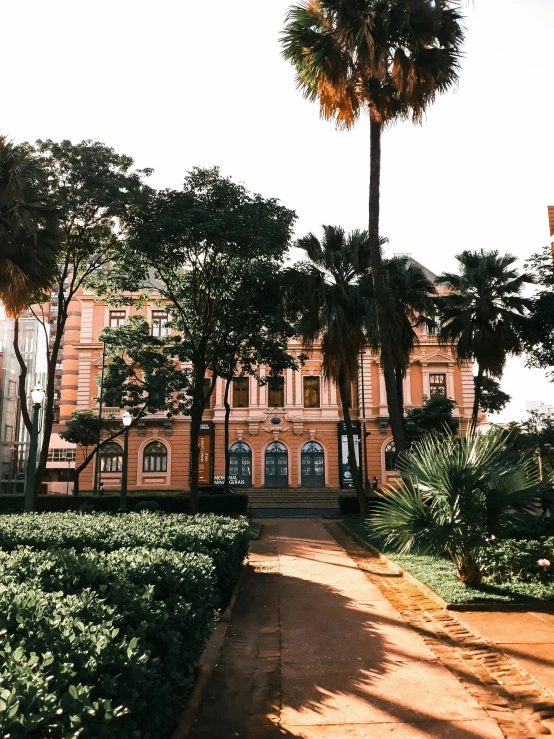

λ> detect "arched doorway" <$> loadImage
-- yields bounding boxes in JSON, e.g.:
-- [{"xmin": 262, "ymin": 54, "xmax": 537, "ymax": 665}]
[
  {"xmin": 265, "ymin": 442, "xmax": 288, "ymax": 488},
  {"xmin": 301, "ymin": 441, "xmax": 325, "ymax": 487},
  {"xmin": 229, "ymin": 442, "xmax": 252, "ymax": 488}
]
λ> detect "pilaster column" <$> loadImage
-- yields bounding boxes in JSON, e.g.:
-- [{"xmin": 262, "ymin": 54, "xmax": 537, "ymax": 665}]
[
  {"xmin": 249, "ymin": 373, "xmax": 258, "ymax": 408},
  {"xmin": 378, "ymin": 366, "xmax": 387, "ymax": 413},
  {"xmin": 286, "ymin": 368, "xmax": 294, "ymax": 406},
  {"xmin": 330, "ymin": 379, "xmax": 338, "ymax": 408},
  {"xmin": 259, "ymin": 365, "xmax": 267, "ymax": 407},
  {"xmin": 295, "ymin": 373, "xmax": 303, "ymax": 407},
  {"xmin": 403, "ymin": 367, "xmax": 412, "ymax": 407}
]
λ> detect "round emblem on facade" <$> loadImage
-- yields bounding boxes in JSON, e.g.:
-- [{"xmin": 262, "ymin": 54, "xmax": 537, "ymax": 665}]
[{"xmin": 271, "ymin": 417, "xmax": 281, "ymax": 425}]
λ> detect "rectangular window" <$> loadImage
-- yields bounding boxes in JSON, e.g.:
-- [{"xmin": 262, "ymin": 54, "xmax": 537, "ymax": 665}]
[
  {"xmin": 151, "ymin": 310, "xmax": 169, "ymax": 337},
  {"xmin": 7, "ymin": 380, "xmax": 16, "ymax": 398},
  {"xmin": 109, "ymin": 310, "xmax": 126, "ymax": 327},
  {"xmin": 429, "ymin": 373, "xmax": 447, "ymax": 396},
  {"xmin": 53, "ymin": 407, "xmax": 60, "ymax": 423},
  {"xmin": 47, "ymin": 448, "xmax": 76, "ymax": 463},
  {"xmin": 303, "ymin": 376, "xmax": 320, "ymax": 408},
  {"xmin": 4, "ymin": 426, "xmax": 13, "ymax": 443},
  {"xmin": 268, "ymin": 376, "xmax": 285, "ymax": 407},
  {"xmin": 232, "ymin": 378, "xmax": 249, "ymax": 408}
]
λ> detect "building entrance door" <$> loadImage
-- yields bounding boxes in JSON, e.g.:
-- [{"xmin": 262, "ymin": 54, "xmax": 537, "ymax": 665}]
[
  {"xmin": 265, "ymin": 442, "xmax": 288, "ymax": 488},
  {"xmin": 301, "ymin": 441, "xmax": 325, "ymax": 487},
  {"xmin": 229, "ymin": 442, "xmax": 252, "ymax": 488}
]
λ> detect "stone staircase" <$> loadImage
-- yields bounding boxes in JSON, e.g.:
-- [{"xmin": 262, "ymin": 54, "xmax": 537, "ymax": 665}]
[{"xmin": 246, "ymin": 488, "xmax": 341, "ymax": 517}]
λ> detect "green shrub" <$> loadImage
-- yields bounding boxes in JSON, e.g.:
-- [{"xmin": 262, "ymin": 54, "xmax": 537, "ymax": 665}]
[
  {"xmin": 339, "ymin": 495, "xmax": 379, "ymax": 515},
  {"xmin": 478, "ymin": 537, "xmax": 554, "ymax": 583},
  {"xmin": 0, "ymin": 546, "xmax": 217, "ymax": 738},
  {"xmin": 0, "ymin": 513, "xmax": 249, "ymax": 600},
  {"xmin": 0, "ymin": 493, "xmax": 249, "ymax": 515}
]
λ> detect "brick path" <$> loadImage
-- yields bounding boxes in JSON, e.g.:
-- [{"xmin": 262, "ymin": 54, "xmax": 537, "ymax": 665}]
[{"xmin": 189, "ymin": 519, "xmax": 554, "ymax": 739}]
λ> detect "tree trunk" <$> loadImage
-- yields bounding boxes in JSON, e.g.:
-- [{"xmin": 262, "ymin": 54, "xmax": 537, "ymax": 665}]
[
  {"xmin": 73, "ymin": 472, "xmax": 80, "ymax": 496},
  {"xmin": 471, "ymin": 365, "xmax": 484, "ymax": 433},
  {"xmin": 35, "ymin": 292, "xmax": 66, "ymax": 497},
  {"xmin": 13, "ymin": 319, "xmax": 32, "ymax": 434},
  {"xmin": 368, "ymin": 117, "xmax": 407, "ymax": 453},
  {"xmin": 223, "ymin": 377, "xmax": 232, "ymax": 491},
  {"xmin": 189, "ymin": 363, "xmax": 207, "ymax": 515},
  {"xmin": 338, "ymin": 373, "xmax": 367, "ymax": 517}
]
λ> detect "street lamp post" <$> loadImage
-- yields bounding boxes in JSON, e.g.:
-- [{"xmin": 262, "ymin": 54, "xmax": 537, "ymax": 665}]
[
  {"xmin": 120, "ymin": 411, "xmax": 132, "ymax": 513},
  {"xmin": 25, "ymin": 383, "xmax": 45, "ymax": 513}
]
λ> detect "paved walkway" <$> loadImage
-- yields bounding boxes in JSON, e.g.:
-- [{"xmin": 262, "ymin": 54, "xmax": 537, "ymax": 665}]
[
  {"xmin": 189, "ymin": 520, "xmax": 553, "ymax": 739},
  {"xmin": 457, "ymin": 610, "xmax": 554, "ymax": 695}
]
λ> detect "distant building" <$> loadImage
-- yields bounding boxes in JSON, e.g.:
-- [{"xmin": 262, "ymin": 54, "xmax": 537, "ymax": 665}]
[
  {"xmin": 526, "ymin": 401, "xmax": 554, "ymax": 419},
  {"xmin": 54, "ymin": 259, "xmax": 478, "ymax": 493},
  {"xmin": 0, "ymin": 310, "xmax": 48, "ymax": 492}
]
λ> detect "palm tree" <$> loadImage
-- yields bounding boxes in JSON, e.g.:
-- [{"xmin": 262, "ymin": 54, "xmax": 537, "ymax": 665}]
[
  {"xmin": 380, "ymin": 257, "xmax": 437, "ymax": 411},
  {"xmin": 281, "ymin": 0, "xmax": 464, "ymax": 453},
  {"xmin": 0, "ymin": 136, "xmax": 58, "ymax": 317},
  {"xmin": 286, "ymin": 226, "xmax": 376, "ymax": 516},
  {"xmin": 436, "ymin": 250, "xmax": 533, "ymax": 431},
  {"xmin": 370, "ymin": 427, "xmax": 542, "ymax": 584}
]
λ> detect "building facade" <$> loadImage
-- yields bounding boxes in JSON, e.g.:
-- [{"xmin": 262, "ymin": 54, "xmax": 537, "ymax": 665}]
[
  {"xmin": 59, "ymin": 267, "xmax": 476, "ymax": 494},
  {"xmin": 0, "ymin": 310, "xmax": 48, "ymax": 492}
]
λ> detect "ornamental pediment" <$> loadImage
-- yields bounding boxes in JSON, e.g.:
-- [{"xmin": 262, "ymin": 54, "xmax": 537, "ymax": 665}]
[
  {"xmin": 416, "ymin": 351, "xmax": 456, "ymax": 365},
  {"xmin": 247, "ymin": 410, "xmax": 305, "ymax": 436}
]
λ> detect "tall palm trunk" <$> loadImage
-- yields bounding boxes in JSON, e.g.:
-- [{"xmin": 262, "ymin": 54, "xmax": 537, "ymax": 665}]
[
  {"xmin": 395, "ymin": 367, "xmax": 404, "ymax": 414},
  {"xmin": 223, "ymin": 377, "xmax": 232, "ymax": 490},
  {"xmin": 368, "ymin": 118, "xmax": 407, "ymax": 453},
  {"xmin": 471, "ymin": 365, "xmax": 484, "ymax": 433},
  {"xmin": 338, "ymin": 373, "xmax": 367, "ymax": 517}
]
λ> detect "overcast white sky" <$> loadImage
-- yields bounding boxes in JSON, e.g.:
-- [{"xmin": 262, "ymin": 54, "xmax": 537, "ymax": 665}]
[{"xmin": 2, "ymin": 0, "xmax": 554, "ymax": 422}]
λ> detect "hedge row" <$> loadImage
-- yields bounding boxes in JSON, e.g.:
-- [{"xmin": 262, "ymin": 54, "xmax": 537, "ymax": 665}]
[
  {"xmin": 0, "ymin": 513, "xmax": 250, "ymax": 600},
  {"xmin": 0, "ymin": 513, "xmax": 250, "ymax": 737},
  {"xmin": 0, "ymin": 493, "xmax": 249, "ymax": 515}
]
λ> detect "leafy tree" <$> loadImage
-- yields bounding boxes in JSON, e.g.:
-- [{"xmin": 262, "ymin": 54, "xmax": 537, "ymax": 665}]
[
  {"xmin": 215, "ymin": 267, "xmax": 300, "ymax": 490},
  {"xmin": 0, "ymin": 135, "xmax": 59, "ymax": 317},
  {"xmin": 285, "ymin": 226, "xmax": 374, "ymax": 515},
  {"xmin": 524, "ymin": 245, "xmax": 554, "ymax": 378},
  {"xmin": 436, "ymin": 250, "xmax": 533, "ymax": 431},
  {"xmin": 371, "ymin": 427, "xmax": 542, "ymax": 584},
  {"xmin": 281, "ymin": 0, "xmax": 464, "ymax": 453},
  {"xmin": 61, "ymin": 317, "xmax": 189, "ymax": 495},
  {"xmin": 9, "ymin": 139, "xmax": 152, "ymax": 497},
  {"xmin": 506, "ymin": 410, "xmax": 554, "ymax": 479},
  {"xmin": 405, "ymin": 393, "xmax": 458, "ymax": 443},
  {"xmin": 94, "ymin": 167, "xmax": 296, "ymax": 512},
  {"xmin": 478, "ymin": 377, "xmax": 511, "ymax": 415}
]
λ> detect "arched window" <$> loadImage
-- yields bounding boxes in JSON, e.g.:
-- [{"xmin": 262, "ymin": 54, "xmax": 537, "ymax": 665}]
[
  {"xmin": 143, "ymin": 441, "xmax": 168, "ymax": 472},
  {"xmin": 99, "ymin": 442, "xmax": 123, "ymax": 473},
  {"xmin": 384, "ymin": 441, "xmax": 397, "ymax": 471}
]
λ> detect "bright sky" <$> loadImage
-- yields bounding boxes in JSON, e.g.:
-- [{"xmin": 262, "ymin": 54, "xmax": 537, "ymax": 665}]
[{"xmin": 2, "ymin": 0, "xmax": 554, "ymax": 422}]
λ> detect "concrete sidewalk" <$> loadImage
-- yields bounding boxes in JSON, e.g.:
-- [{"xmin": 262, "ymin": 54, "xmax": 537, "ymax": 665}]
[
  {"xmin": 190, "ymin": 519, "xmax": 510, "ymax": 738},
  {"xmin": 458, "ymin": 610, "xmax": 554, "ymax": 695}
]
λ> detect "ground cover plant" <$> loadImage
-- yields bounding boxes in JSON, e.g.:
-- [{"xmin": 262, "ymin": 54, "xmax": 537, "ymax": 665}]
[
  {"xmin": 0, "ymin": 513, "xmax": 250, "ymax": 738},
  {"xmin": 370, "ymin": 428, "xmax": 542, "ymax": 584},
  {"xmin": 342, "ymin": 519, "xmax": 554, "ymax": 606}
]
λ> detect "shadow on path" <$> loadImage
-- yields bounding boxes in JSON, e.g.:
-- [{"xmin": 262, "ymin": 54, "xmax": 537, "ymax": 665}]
[{"xmin": 189, "ymin": 524, "xmax": 501, "ymax": 739}]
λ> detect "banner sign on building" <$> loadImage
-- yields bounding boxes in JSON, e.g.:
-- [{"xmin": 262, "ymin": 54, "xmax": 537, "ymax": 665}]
[
  {"xmin": 338, "ymin": 421, "xmax": 361, "ymax": 489},
  {"xmin": 197, "ymin": 421, "xmax": 214, "ymax": 484}
]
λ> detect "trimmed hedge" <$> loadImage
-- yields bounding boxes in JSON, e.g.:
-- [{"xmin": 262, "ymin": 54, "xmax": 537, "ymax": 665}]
[
  {"xmin": 0, "ymin": 513, "xmax": 249, "ymax": 601},
  {"xmin": 0, "ymin": 547, "xmax": 217, "ymax": 737},
  {"xmin": 339, "ymin": 495, "xmax": 379, "ymax": 515},
  {"xmin": 0, "ymin": 493, "xmax": 248, "ymax": 515},
  {"xmin": 0, "ymin": 513, "xmax": 250, "ymax": 737}
]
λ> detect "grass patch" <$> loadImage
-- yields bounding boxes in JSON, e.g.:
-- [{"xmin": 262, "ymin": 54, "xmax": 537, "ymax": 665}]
[{"xmin": 341, "ymin": 518, "xmax": 554, "ymax": 606}]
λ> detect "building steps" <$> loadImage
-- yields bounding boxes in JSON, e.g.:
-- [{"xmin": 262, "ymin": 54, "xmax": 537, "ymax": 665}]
[{"xmin": 247, "ymin": 488, "xmax": 341, "ymax": 510}]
